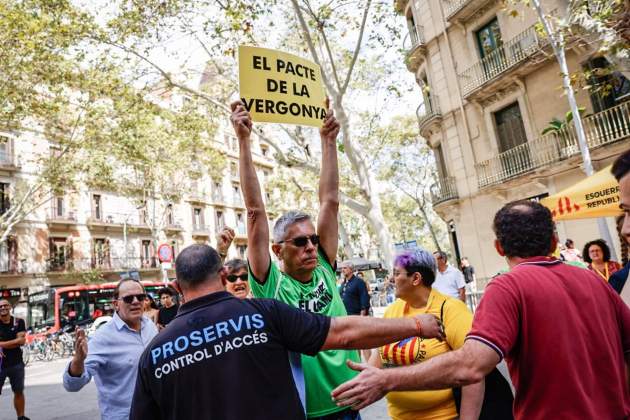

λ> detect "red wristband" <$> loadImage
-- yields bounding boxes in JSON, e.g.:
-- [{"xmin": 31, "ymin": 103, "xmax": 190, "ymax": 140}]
[{"xmin": 414, "ymin": 317, "xmax": 423, "ymax": 337}]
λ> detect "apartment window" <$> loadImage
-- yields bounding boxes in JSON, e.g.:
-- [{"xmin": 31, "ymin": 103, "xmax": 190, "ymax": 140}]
[
  {"xmin": 434, "ymin": 145, "xmax": 448, "ymax": 180},
  {"xmin": 166, "ymin": 204, "xmax": 174, "ymax": 225},
  {"xmin": 214, "ymin": 182, "xmax": 222, "ymax": 201},
  {"xmin": 141, "ymin": 240, "xmax": 153, "ymax": 268},
  {"xmin": 233, "ymin": 185, "xmax": 242, "ymax": 205},
  {"xmin": 215, "ymin": 210, "xmax": 225, "ymax": 230},
  {"xmin": 476, "ymin": 18, "xmax": 503, "ymax": 58},
  {"xmin": 494, "ymin": 103, "xmax": 528, "ymax": 152},
  {"xmin": 260, "ymin": 144, "xmax": 269, "ymax": 157},
  {"xmin": 237, "ymin": 245, "xmax": 247, "ymax": 259},
  {"xmin": 0, "ymin": 136, "xmax": 9, "ymax": 163},
  {"xmin": 55, "ymin": 196, "xmax": 65, "ymax": 217},
  {"xmin": 0, "ymin": 183, "xmax": 9, "ymax": 215},
  {"xmin": 92, "ymin": 194, "xmax": 102, "ymax": 220},
  {"xmin": 585, "ymin": 57, "xmax": 630, "ymax": 112},
  {"xmin": 50, "ymin": 237, "xmax": 69, "ymax": 269},
  {"xmin": 0, "ymin": 241, "xmax": 8, "ymax": 272},
  {"xmin": 236, "ymin": 212, "xmax": 245, "ymax": 234},
  {"xmin": 94, "ymin": 238, "xmax": 108, "ymax": 267},
  {"xmin": 139, "ymin": 206, "xmax": 148, "ymax": 225},
  {"xmin": 193, "ymin": 207, "xmax": 204, "ymax": 228},
  {"xmin": 230, "ymin": 162, "xmax": 238, "ymax": 177}
]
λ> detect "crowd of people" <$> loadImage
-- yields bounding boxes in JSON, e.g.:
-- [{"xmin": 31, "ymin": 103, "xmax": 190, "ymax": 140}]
[{"xmin": 0, "ymin": 101, "xmax": 628, "ymax": 420}]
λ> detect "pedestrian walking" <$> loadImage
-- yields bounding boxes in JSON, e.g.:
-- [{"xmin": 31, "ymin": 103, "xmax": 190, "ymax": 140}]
[
  {"xmin": 231, "ymin": 99, "xmax": 367, "ymax": 419},
  {"xmin": 129, "ymin": 244, "xmax": 445, "ymax": 420},
  {"xmin": 340, "ymin": 261, "xmax": 370, "ymax": 316},
  {"xmin": 332, "ymin": 200, "xmax": 630, "ymax": 420},
  {"xmin": 433, "ymin": 251, "xmax": 466, "ymax": 302},
  {"xmin": 157, "ymin": 287, "xmax": 179, "ymax": 330},
  {"xmin": 0, "ymin": 299, "xmax": 29, "ymax": 420},
  {"xmin": 63, "ymin": 279, "xmax": 158, "ymax": 420}
]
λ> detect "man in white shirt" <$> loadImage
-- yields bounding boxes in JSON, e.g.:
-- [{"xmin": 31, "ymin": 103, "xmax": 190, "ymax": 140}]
[{"xmin": 432, "ymin": 251, "xmax": 466, "ymax": 302}]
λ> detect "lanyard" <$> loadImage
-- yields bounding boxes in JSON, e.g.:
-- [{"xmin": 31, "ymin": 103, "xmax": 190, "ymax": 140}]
[{"xmin": 594, "ymin": 264, "xmax": 609, "ymax": 282}]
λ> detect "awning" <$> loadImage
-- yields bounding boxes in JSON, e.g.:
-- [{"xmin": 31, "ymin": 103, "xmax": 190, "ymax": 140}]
[{"xmin": 541, "ymin": 165, "xmax": 622, "ymax": 221}]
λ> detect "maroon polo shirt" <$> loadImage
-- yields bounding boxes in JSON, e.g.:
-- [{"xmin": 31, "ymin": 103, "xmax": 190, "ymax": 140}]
[{"xmin": 468, "ymin": 257, "xmax": 630, "ymax": 419}]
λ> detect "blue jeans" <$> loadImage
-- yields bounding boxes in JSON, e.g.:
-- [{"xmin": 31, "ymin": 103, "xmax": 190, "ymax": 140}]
[{"xmin": 310, "ymin": 408, "xmax": 361, "ymax": 420}]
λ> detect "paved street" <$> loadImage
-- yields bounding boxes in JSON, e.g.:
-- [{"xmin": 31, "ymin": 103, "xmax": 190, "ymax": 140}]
[{"xmin": 1, "ymin": 357, "xmax": 388, "ymax": 419}]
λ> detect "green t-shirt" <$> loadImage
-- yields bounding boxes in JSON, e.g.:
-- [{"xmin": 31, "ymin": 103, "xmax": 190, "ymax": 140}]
[{"xmin": 249, "ymin": 251, "xmax": 360, "ymax": 417}]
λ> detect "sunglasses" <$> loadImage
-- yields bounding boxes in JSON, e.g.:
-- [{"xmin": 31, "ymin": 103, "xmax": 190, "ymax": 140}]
[
  {"xmin": 227, "ymin": 274, "xmax": 248, "ymax": 283},
  {"xmin": 119, "ymin": 294, "xmax": 147, "ymax": 304},
  {"xmin": 0, "ymin": 305, "xmax": 10, "ymax": 309},
  {"xmin": 279, "ymin": 234, "xmax": 320, "ymax": 247}
]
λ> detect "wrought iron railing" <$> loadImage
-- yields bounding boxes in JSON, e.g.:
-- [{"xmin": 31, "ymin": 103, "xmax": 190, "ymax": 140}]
[
  {"xmin": 0, "ymin": 150, "xmax": 15, "ymax": 166},
  {"xmin": 475, "ymin": 100, "xmax": 630, "ymax": 188},
  {"xmin": 49, "ymin": 210, "xmax": 77, "ymax": 222},
  {"xmin": 444, "ymin": 0, "xmax": 468, "ymax": 18},
  {"xmin": 416, "ymin": 96, "xmax": 441, "ymax": 132},
  {"xmin": 87, "ymin": 211, "xmax": 148, "ymax": 226},
  {"xmin": 47, "ymin": 257, "xmax": 159, "ymax": 272},
  {"xmin": 431, "ymin": 176, "xmax": 458, "ymax": 204},
  {"xmin": 403, "ymin": 25, "xmax": 425, "ymax": 51},
  {"xmin": 192, "ymin": 224, "xmax": 212, "ymax": 234},
  {"xmin": 458, "ymin": 25, "xmax": 546, "ymax": 96}
]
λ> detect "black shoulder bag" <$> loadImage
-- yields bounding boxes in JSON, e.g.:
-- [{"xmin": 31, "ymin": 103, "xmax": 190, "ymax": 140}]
[{"xmin": 440, "ymin": 301, "xmax": 514, "ymax": 420}]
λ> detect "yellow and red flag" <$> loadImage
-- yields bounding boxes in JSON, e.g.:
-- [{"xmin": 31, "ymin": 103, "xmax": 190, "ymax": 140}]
[{"xmin": 541, "ymin": 165, "xmax": 622, "ymax": 221}]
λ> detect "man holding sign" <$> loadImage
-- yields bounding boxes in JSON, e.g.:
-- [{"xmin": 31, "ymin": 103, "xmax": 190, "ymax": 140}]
[{"xmin": 230, "ymin": 98, "xmax": 364, "ymax": 419}]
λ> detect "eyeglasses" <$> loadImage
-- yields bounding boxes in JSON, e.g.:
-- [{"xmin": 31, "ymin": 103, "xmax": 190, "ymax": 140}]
[
  {"xmin": 119, "ymin": 294, "xmax": 147, "ymax": 304},
  {"xmin": 0, "ymin": 304, "xmax": 10, "ymax": 309},
  {"xmin": 227, "ymin": 274, "xmax": 248, "ymax": 283},
  {"xmin": 279, "ymin": 234, "xmax": 320, "ymax": 247}
]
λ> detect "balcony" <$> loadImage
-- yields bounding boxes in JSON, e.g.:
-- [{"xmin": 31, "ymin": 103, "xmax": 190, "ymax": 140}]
[
  {"xmin": 403, "ymin": 25, "xmax": 426, "ymax": 72},
  {"xmin": 431, "ymin": 176, "xmax": 459, "ymax": 205},
  {"xmin": 191, "ymin": 224, "xmax": 212, "ymax": 237},
  {"xmin": 187, "ymin": 192, "xmax": 210, "ymax": 204},
  {"xmin": 47, "ymin": 257, "xmax": 160, "ymax": 273},
  {"xmin": 475, "ymin": 100, "xmax": 630, "ymax": 188},
  {"xmin": 233, "ymin": 196, "xmax": 244, "ymax": 208},
  {"xmin": 444, "ymin": 0, "xmax": 493, "ymax": 22},
  {"xmin": 416, "ymin": 96, "xmax": 442, "ymax": 137},
  {"xmin": 86, "ymin": 212, "xmax": 152, "ymax": 233},
  {"xmin": 0, "ymin": 150, "xmax": 19, "ymax": 172},
  {"xmin": 165, "ymin": 221, "xmax": 184, "ymax": 233},
  {"xmin": 46, "ymin": 210, "xmax": 78, "ymax": 229},
  {"xmin": 213, "ymin": 193, "xmax": 226, "ymax": 206},
  {"xmin": 458, "ymin": 25, "xmax": 549, "ymax": 100}
]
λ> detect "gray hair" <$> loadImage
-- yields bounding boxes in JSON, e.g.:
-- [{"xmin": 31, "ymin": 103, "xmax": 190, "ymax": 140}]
[
  {"xmin": 273, "ymin": 211, "xmax": 312, "ymax": 243},
  {"xmin": 433, "ymin": 250, "xmax": 448, "ymax": 262},
  {"xmin": 341, "ymin": 260, "xmax": 354, "ymax": 270}
]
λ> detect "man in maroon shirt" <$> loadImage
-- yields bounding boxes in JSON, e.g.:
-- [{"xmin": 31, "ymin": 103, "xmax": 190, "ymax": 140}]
[{"xmin": 332, "ymin": 200, "xmax": 630, "ymax": 419}]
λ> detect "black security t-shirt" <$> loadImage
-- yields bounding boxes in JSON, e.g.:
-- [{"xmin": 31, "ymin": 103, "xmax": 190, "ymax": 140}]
[
  {"xmin": 157, "ymin": 304, "xmax": 179, "ymax": 326},
  {"xmin": 130, "ymin": 292, "xmax": 330, "ymax": 420},
  {"xmin": 0, "ymin": 317, "xmax": 26, "ymax": 367}
]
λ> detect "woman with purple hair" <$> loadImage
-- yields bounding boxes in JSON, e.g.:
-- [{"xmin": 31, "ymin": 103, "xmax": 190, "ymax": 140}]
[{"xmin": 368, "ymin": 249, "xmax": 484, "ymax": 420}]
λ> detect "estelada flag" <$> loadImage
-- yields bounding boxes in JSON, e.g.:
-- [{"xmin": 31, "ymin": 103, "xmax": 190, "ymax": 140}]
[{"xmin": 541, "ymin": 165, "xmax": 623, "ymax": 221}]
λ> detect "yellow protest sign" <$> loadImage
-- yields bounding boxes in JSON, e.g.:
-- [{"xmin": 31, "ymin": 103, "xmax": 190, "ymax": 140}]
[
  {"xmin": 239, "ymin": 46, "xmax": 327, "ymax": 127},
  {"xmin": 541, "ymin": 165, "xmax": 623, "ymax": 221}
]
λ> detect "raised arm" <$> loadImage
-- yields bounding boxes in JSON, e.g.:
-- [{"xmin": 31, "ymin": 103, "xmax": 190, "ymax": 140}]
[
  {"xmin": 317, "ymin": 101, "xmax": 341, "ymax": 262},
  {"xmin": 230, "ymin": 101, "xmax": 270, "ymax": 282},
  {"xmin": 321, "ymin": 313, "xmax": 444, "ymax": 351}
]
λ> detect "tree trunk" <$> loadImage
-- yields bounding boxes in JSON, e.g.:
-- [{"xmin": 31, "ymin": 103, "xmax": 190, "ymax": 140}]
[{"xmin": 338, "ymin": 219, "xmax": 355, "ymax": 260}]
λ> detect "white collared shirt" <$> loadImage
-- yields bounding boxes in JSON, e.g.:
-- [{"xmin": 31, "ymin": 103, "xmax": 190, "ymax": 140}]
[{"xmin": 433, "ymin": 264, "xmax": 466, "ymax": 298}]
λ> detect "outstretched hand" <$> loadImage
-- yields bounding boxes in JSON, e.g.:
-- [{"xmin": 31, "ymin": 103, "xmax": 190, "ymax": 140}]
[
  {"xmin": 74, "ymin": 327, "xmax": 88, "ymax": 362},
  {"xmin": 230, "ymin": 100, "xmax": 253, "ymax": 139},
  {"xmin": 331, "ymin": 360, "xmax": 388, "ymax": 410},
  {"xmin": 320, "ymin": 98, "xmax": 340, "ymax": 144}
]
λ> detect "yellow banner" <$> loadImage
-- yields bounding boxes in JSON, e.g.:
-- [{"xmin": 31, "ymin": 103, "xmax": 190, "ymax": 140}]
[
  {"xmin": 238, "ymin": 46, "xmax": 327, "ymax": 127},
  {"xmin": 541, "ymin": 165, "xmax": 623, "ymax": 221}
]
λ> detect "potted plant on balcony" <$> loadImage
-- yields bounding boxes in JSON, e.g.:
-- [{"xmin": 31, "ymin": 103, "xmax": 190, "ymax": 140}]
[{"xmin": 541, "ymin": 107, "xmax": 586, "ymax": 158}]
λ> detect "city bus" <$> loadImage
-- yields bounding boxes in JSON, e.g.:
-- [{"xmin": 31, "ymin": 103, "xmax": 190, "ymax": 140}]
[{"xmin": 27, "ymin": 281, "xmax": 172, "ymax": 334}]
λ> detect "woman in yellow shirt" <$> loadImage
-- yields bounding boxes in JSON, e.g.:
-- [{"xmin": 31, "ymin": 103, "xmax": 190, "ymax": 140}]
[{"xmin": 369, "ymin": 249, "xmax": 484, "ymax": 420}]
